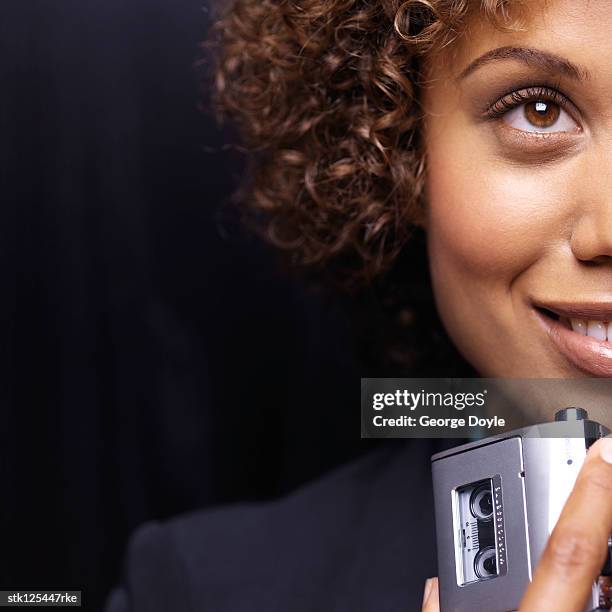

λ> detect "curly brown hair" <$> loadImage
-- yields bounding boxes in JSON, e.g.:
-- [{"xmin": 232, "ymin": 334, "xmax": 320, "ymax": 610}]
[{"xmin": 200, "ymin": 0, "xmax": 521, "ymax": 371}]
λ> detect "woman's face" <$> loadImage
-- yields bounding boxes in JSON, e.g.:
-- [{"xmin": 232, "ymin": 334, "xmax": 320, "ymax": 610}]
[{"xmin": 423, "ymin": 0, "xmax": 612, "ymax": 378}]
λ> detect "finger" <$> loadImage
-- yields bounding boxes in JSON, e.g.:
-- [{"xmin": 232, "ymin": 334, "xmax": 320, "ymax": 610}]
[
  {"xmin": 520, "ymin": 437, "xmax": 612, "ymax": 612},
  {"xmin": 421, "ymin": 577, "xmax": 439, "ymax": 612}
]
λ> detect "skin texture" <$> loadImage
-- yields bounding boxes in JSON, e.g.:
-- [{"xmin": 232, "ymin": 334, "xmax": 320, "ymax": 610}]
[
  {"xmin": 421, "ymin": 3, "xmax": 612, "ymax": 609},
  {"xmin": 423, "ymin": 0, "xmax": 612, "ymax": 379}
]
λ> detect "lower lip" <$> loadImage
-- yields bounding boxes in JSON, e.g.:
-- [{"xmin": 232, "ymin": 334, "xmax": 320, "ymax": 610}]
[{"xmin": 535, "ymin": 309, "xmax": 612, "ymax": 377}]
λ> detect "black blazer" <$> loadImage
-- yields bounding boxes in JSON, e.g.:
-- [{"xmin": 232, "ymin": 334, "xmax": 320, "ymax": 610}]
[{"xmin": 105, "ymin": 440, "xmax": 446, "ymax": 611}]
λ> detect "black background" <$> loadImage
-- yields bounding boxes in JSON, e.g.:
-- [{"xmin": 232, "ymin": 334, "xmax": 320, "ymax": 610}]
[
  {"xmin": 2, "ymin": 1, "xmax": 478, "ymax": 609},
  {"xmin": 2, "ymin": 1, "xmax": 387, "ymax": 609}
]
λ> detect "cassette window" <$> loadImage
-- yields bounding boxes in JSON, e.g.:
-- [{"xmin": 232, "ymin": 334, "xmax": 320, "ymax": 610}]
[{"xmin": 453, "ymin": 477, "xmax": 506, "ymax": 586}]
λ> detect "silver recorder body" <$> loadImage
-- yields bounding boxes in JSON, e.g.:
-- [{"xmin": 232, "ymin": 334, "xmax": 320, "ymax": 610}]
[{"xmin": 431, "ymin": 408, "xmax": 610, "ymax": 612}]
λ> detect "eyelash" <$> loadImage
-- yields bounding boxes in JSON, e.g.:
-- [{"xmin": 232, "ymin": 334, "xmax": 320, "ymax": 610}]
[{"xmin": 485, "ymin": 85, "xmax": 574, "ymax": 120}]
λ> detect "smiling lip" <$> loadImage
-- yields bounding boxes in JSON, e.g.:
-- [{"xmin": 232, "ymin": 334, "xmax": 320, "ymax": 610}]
[
  {"xmin": 532, "ymin": 300, "xmax": 612, "ymax": 376},
  {"xmin": 532, "ymin": 300, "xmax": 612, "ymax": 321}
]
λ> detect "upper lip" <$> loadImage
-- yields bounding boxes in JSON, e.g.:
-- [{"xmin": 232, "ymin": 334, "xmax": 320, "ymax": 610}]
[{"xmin": 532, "ymin": 299, "xmax": 612, "ymax": 321}]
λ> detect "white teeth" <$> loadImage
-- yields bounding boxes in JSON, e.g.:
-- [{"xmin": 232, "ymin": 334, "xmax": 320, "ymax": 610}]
[
  {"xmin": 570, "ymin": 319, "xmax": 587, "ymax": 335},
  {"xmin": 587, "ymin": 320, "xmax": 607, "ymax": 341},
  {"xmin": 569, "ymin": 318, "xmax": 611, "ymax": 341}
]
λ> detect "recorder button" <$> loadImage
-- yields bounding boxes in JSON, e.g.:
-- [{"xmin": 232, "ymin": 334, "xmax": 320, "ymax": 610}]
[{"xmin": 554, "ymin": 407, "xmax": 588, "ymax": 421}]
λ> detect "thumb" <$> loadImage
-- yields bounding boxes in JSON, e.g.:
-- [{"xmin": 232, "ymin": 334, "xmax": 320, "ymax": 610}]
[{"xmin": 421, "ymin": 577, "xmax": 440, "ymax": 612}]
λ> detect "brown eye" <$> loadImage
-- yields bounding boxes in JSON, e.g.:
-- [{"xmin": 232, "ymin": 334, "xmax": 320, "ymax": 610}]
[
  {"xmin": 523, "ymin": 100, "xmax": 560, "ymax": 128},
  {"xmin": 501, "ymin": 97, "xmax": 577, "ymax": 133}
]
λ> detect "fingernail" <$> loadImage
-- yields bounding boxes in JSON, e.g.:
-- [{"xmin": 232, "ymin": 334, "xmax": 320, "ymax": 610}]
[
  {"xmin": 600, "ymin": 437, "xmax": 612, "ymax": 464},
  {"xmin": 422, "ymin": 578, "xmax": 434, "ymax": 606}
]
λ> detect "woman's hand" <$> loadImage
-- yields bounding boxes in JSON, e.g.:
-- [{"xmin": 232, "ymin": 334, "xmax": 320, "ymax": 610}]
[
  {"xmin": 421, "ymin": 577, "xmax": 439, "ymax": 611},
  {"xmin": 421, "ymin": 436, "xmax": 612, "ymax": 612}
]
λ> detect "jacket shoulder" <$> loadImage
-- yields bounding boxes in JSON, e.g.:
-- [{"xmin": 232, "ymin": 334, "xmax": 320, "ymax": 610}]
[{"xmin": 106, "ymin": 442, "xmax": 435, "ymax": 612}]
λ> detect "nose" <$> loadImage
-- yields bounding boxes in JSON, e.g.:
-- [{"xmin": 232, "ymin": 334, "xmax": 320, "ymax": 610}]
[
  {"xmin": 569, "ymin": 141, "xmax": 612, "ymax": 264},
  {"xmin": 570, "ymin": 202, "xmax": 612, "ymax": 264}
]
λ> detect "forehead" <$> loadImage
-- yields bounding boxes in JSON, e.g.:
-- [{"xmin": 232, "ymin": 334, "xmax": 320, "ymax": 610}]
[{"xmin": 426, "ymin": 0, "xmax": 612, "ymax": 80}]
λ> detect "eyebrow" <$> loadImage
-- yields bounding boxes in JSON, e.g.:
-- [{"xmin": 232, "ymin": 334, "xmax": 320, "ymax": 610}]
[{"xmin": 458, "ymin": 46, "xmax": 590, "ymax": 81}]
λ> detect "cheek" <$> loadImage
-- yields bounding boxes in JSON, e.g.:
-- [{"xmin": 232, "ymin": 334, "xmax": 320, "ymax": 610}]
[
  {"xmin": 424, "ymin": 136, "xmax": 581, "ymax": 373},
  {"xmin": 425, "ymin": 150, "xmax": 575, "ymax": 284}
]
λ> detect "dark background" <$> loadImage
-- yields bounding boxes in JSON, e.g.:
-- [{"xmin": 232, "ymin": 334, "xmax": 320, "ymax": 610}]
[
  {"xmin": 2, "ymin": 1, "xmax": 475, "ymax": 610},
  {"xmin": 2, "ymin": 1, "xmax": 386, "ymax": 609}
]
